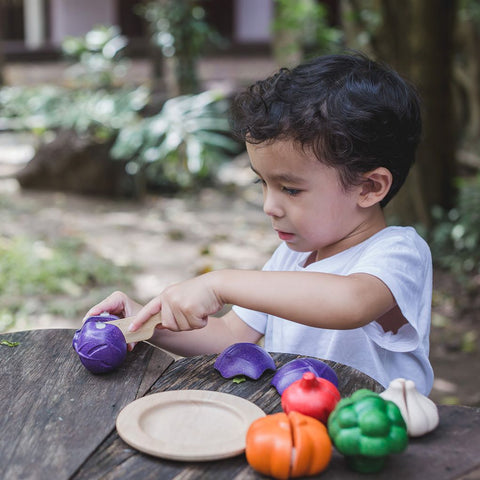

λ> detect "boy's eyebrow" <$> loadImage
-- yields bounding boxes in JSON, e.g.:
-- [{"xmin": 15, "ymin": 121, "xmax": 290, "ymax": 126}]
[{"xmin": 250, "ymin": 165, "xmax": 306, "ymax": 184}]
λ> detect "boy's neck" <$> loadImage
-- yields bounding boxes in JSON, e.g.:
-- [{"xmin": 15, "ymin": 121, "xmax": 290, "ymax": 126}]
[{"xmin": 311, "ymin": 211, "xmax": 387, "ymax": 264}]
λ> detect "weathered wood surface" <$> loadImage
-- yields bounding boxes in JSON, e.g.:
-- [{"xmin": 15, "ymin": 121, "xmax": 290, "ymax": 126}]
[
  {"xmin": 75, "ymin": 353, "xmax": 383, "ymax": 479},
  {"xmin": 2, "ymin": 330, "xmax": 480, "ymax": 480},
  {"xmin": 74, "ymin": 354, "xmax": 480, "ymax": 480},
  {"xmin": 0, "ymin": 329, "xmax": 174, "ymax": 480}
]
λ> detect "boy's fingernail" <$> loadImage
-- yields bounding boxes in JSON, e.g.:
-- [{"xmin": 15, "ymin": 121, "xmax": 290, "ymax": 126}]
[{"xmin": 128, "ymin": 323, "xmax": 135, "ymax": 332}]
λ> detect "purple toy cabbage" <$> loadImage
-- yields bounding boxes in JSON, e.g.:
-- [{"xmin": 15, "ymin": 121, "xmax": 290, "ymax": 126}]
[
  {"xmin": 214, "ymin": 342, "xmax": 276, "ymax": 380},
  {"xmin": 72, "ymin": 313, "xmax": 127, "ymax": 374},
  {"xmin": 271, "ymin": 357, "xmax": 338, "ymax": 394}
]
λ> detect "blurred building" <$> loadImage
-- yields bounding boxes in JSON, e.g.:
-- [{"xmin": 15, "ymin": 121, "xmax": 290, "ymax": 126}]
[{"xmin": 2, "ymin": 0, "xmax": 274, "ymax": 59}]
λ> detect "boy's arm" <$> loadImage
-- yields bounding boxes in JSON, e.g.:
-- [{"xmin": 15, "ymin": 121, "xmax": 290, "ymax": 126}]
[
  {"xmin": 150, "ymin": 309, "xmax": 262, "ymax": 356},
  {"xmin": 130, "ymin": 269, "xmax": 396, "ymax": 334},
  {"xmin": 216, "ymin": 270, "xmax": 396, "ymax": 330},
  {"xmin": 84, "ymin": 289, "xmax": 262, "ymax": 356}
]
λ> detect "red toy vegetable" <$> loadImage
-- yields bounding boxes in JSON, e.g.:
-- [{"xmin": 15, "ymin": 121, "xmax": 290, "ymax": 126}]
[
  {"xmin": 281, "ymin": 372, "xmax": 341, "ymax": 424},
  {"xmin": 72, "ymin": 313, "xmax": 127, "ymax": 374}
]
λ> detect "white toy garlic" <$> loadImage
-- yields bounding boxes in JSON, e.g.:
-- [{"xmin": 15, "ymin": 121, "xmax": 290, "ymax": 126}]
[{"xmin": 380, "ymin": 378, "xmax": 439, "ymax": 437}]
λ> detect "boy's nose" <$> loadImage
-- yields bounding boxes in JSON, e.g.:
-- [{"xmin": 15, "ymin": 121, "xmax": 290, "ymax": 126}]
[{"xmin": 263, "ymin": 191, "xmax": 283, "ymax": 218}]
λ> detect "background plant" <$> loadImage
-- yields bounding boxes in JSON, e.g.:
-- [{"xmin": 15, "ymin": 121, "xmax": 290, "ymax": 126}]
[
  {"xmin": 0, "ymin": 84, "xmax": 149, "ymax": 138},
  {"xmin": 0, "ymin": 234, "xmax": 133, "ymax": 332},
  {"xmin": 137, "ymin": 0, "xmax": 225, "ymax": 95},
  {"xmin": 429, "ymin": 174, "xmax": 480, "ymax": 282},
  {"xmin": 0, "ymin": 20, "xmax": 239, "ymax": 191},
  {"xmin": 0, "ymin": 84, "xmax": 237, "ymax": 189},
  {"xmin": 62, "ymin": 25, "xmax": 129, "ymax": 89},
  {"xmin": 110, "ymin": 90, "xmax": 240, "ymax": 189},
  {"xmin": 272, "ymin": 0, "xmax": 342, "ymax": 67}
]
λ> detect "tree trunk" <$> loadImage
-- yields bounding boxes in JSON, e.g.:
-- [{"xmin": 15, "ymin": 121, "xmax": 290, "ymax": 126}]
[
  {"xmin": 376, "ymin": 0, "xmax": 458, "ymax": 226},
  {"xmin": 342, "ymin": 0, "xmax": 458, "ymax": 226},
  {"xmin": 453, "ymin": 14, "xmax": 480, "ymax": 142}
]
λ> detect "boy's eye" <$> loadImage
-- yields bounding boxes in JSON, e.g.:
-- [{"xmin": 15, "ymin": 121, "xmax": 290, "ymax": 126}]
[
  {"xmin": 283, "ymin": 187, "xmax": 301, "ymax": 196},
  {"xmin": 253, "ymin": 178, "xmax": 300, "ymax": 196}
]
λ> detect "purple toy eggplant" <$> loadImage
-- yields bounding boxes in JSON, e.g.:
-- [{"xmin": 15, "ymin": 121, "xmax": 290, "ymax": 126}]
[
  {"xmin": 271, "ymin": 357, "xmax": 338, "ymax": 394},
  {"xmin": 72, "ymin": 313, "xmax": 127, "ymax": 374},
  {"xmin": 214, "ymin": 342, "xmax": 276, "ymax": 380}
]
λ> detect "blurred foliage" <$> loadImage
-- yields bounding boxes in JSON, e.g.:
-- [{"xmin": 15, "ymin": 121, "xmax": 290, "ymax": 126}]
[
  {"xmin": 136, "ymin": 0, "xmax": 225, "ymax": 94},
  {"xmin": 0, "ymin": 235, "xmax": 132, "ymax": 332},
  {"xmin": 111, "ymin": 90, "xmax": 240, "ymax": 189},
  {"xmin": 0, "ymin": 21, "xmax": 238, "ymax": 190},
  {"xmin": 459, "ymin": 0, "xmax": 480, "ymax": 24},
  {"xmin": 0, "ymin": 236, "xmax": 124, "ymax": 296},
  {"xmin": 340, "ymin": 0, "xmax": 381, "ymax": 54},
  {"xmin": 272, "ymin": 0, "xmax": 343, "ymax": 58},
  {"xmin": 0, "ymin": 84, "xmax": 237, "ymax": 189},
  {"xmin": 429, "ymin": 174, "xmax": 480, "ymax": 281},
  {"xmin": 0, "ymin": 84, "xmax": 149, "ymax": 137},
  {"xmin": 62, "ymin": 25, "xmax": 129, "ymax": 89}
]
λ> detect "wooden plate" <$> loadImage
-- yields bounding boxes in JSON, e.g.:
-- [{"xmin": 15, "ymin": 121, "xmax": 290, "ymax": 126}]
[{"xmin": 116, "ymin": 390, "xmax": 265, "ymax": 461}]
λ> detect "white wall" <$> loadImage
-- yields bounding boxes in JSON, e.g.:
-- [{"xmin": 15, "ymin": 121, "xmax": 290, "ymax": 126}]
[
  {"xmin": 234, "ymin": 0, "xmax": 273, "ymax": 43},
  {"xmin": 49, "ymin": 0, "xmax": 116, "ymax": 45}
]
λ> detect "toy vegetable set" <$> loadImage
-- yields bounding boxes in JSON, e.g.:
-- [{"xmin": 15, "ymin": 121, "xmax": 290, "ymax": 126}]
[
  {"xmin": 72, "ymin": 318, "xmax": 439, "ymax": 478},
  {"xmin": 214, "ymin": 342, "xmax": 439, "ymax": 478}
]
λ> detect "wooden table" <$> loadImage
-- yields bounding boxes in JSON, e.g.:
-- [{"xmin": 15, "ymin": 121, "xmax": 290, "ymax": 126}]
[{"xmin": 1, "ymin": 329, "xmax": 479, "ymax": 480}]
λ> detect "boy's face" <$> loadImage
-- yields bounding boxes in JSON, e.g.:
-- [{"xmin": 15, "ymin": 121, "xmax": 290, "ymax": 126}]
[{"xmin": 247, "ymin": 140, "xmax": 378, "ymax": 261}]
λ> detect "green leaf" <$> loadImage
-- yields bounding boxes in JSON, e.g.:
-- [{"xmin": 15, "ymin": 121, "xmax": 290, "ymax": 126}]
[
  {"xmin": 232, "ymin": 375, "xmax": 247, "ymax": 384},
  {"xmin": 1, "ymin": 340, "xmax": 19, "ymax": 347}
]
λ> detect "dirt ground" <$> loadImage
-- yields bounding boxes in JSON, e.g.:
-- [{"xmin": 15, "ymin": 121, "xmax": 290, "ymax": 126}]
[{"xmin": 1, "ymin": 152, "xmax": 479, "ymax": 408}]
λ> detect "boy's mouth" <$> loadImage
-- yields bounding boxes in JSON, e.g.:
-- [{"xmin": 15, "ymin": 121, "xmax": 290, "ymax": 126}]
[{"xmin": 275, "ymin": 230, "xmax": 295, "ymax": 241}]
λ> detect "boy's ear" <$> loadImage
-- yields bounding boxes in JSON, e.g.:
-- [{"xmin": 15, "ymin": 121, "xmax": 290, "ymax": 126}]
[{"xmin": 358, "ymin": 167, "xmax": 393, "ymax": 207}]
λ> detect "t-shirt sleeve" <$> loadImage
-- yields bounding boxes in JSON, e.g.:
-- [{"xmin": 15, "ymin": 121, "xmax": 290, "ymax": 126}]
[
  {"xmin": 231, "ymin": 248, "xmax": 281, "ymax": 335},
  {"xmin": 232, "ymin": 304, "xmax": 267, "ymax": 334},
  {"xmin": 349, "ymin": 230, "xmax": 432, "ymax": 352}
]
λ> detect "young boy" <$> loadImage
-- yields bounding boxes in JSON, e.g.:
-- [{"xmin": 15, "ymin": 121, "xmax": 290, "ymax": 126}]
[{"xmin": 85, "ymin": 53, "xmax": 434, "ymax": 395}]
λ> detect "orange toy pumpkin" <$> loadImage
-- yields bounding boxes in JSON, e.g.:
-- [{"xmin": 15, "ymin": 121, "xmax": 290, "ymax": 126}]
[{"xmin": 245, "ymin": 411, "xmax": 332, "ymax": 479}]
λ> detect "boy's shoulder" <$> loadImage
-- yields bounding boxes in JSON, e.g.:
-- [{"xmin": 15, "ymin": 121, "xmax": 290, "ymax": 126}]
[
  {"xmin": 364, "ymin": 226, "xmax": 431, "ymax": 256},
  {"xmin": 348, "ymin": 226, "xmax": 432, "ymax": 278},
  {"xmin": 345, "ymin": 226, "xmax": 431, "ymax": 269}
]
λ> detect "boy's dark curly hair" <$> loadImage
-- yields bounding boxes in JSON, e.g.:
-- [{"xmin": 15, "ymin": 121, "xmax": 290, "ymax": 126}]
[{"xmin": 230, "ymin": 53, "xmax": 422, "ymax": 207}]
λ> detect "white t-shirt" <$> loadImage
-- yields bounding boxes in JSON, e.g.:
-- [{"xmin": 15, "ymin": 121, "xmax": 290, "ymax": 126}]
[{"xmin": 233, "ymin": 226, "xmax": 434, "ymax": 395}]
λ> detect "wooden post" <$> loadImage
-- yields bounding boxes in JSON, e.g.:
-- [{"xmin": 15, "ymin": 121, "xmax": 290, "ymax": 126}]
[
  {"xmin": 23, "ymin": 0, "xmax": 46, "ymax": 50},
  {"xmin": 0, "ymin": 1, "xmax": 5, "ymax": 86}
]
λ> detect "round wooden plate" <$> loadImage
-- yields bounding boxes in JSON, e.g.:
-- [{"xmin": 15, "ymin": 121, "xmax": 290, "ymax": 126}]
[{"xmin": 116, "ymin": 390, "xmax": 265, "ymax": 461}]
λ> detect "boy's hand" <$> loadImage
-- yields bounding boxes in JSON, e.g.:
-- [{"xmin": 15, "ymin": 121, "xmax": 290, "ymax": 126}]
[
  {"xmin": 128, "ymin": 272, "xmax": 224, "ymax": 334},
  {"xmin": 84, "ymin": 291, "xmax": 144, "ymax": 351},
  {"xmin": 84, "ymin": 291, "xmax": 143, "ymax": 321}
]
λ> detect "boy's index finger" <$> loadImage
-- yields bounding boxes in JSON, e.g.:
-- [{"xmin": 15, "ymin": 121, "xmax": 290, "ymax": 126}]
[
  {"xmin": 129, "ymin": 299, "xmax": 163, "ymax": 331},
  {"xmin": 127, "ymin": 315, "xmax": 148, "ymax": 333},
  {"xmin": 127, "ymin": 316, "xmax": 140, "ymax": 332},
  {"xmin": 127, "ymin": 306, "xmax": 158, "ymax": 331},
  {"xmin": 109, "ymin": 312, "xmax": 162, "ymax": 343}
]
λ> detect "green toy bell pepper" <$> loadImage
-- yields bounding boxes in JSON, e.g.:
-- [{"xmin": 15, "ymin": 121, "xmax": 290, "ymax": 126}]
[{"xmin": 327, "ymin": 389, "xmax": 408, "ymax": 473}]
